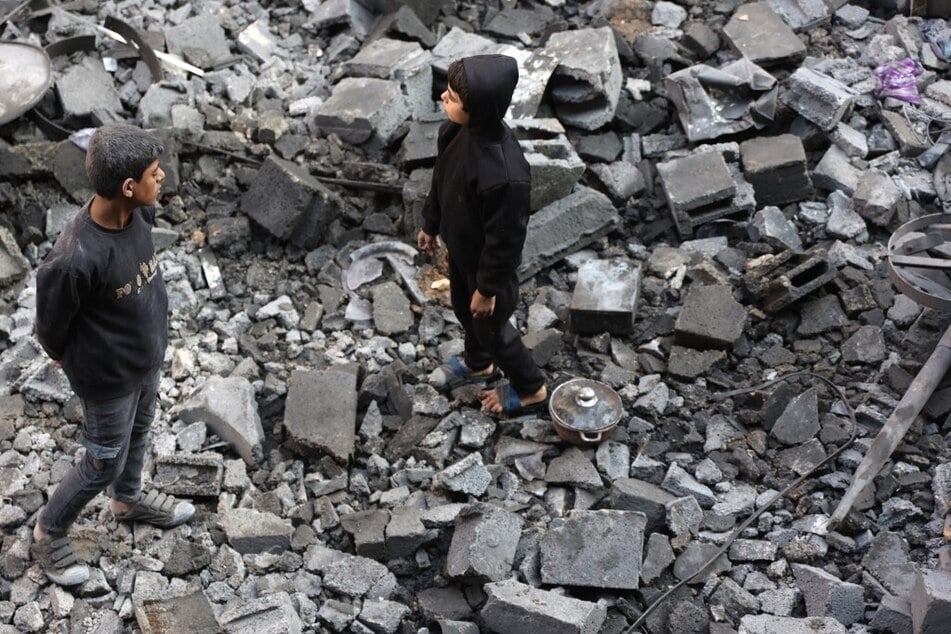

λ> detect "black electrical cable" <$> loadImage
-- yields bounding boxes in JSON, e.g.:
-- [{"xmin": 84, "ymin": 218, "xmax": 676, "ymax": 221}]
[{"xmin": 622, "ymin": 371, "xmax": 859, "ymax": 634}]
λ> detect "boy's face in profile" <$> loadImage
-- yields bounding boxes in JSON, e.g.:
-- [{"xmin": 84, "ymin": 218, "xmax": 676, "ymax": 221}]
[
  {"xmin": 124, "ymin": 159, "xmax": 165, "ymax": 206},
  {"xmin": 441, "ymin": 85, "xmax": 470, "ymax": 126}
]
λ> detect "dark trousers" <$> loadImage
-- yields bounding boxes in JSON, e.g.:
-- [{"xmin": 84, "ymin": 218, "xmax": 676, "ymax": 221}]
[
  {"xmin": 449, "ymin": 259, "xmax": 545, "ymax": 396},
  {"xmin": 39, "ymin": 368, "xmax": 160, "ymax": 536}
]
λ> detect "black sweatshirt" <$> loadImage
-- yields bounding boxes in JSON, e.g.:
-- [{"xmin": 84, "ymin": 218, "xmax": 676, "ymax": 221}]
[
  {"xmin": 421, "ymin": 54, "xmax": 532, "ymax": 297},
  {"xmin": 35, "ymin": 201, "xmax": 168, "ymax": 400}
]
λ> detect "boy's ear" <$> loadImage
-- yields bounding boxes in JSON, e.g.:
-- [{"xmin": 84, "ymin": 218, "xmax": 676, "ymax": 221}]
[{"xmin": 121, "ymin": 177, "xmax": 135, "ymax": 198}]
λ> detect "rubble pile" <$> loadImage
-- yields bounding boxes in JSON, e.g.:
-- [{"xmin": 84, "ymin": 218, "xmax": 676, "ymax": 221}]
[{"xmin": 1, "ymin": 0, "xmax": 951, "ymax": 633}]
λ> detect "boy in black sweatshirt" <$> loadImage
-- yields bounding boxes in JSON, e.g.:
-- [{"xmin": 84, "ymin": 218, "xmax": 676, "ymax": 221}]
[
  {"xmin": 32, "ymin": 124, "xmax": 194, "ymax": 586},
  {"xmin": 417, "ymin": 55, "xmax": 547, "ymax": 416}
]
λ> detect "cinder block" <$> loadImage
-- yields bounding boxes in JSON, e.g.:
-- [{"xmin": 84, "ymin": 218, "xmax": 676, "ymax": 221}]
[{"xmin": 569, "ymin": 259, "xmax": 641, "ymax": 335}]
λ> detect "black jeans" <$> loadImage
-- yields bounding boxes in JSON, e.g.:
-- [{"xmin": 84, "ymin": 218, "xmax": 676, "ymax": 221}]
[
  {"xmin": 38, "ymin": 367, "xmax": 160, "ymax": 536},
  {"xmin": 449, "ymin": 259, "xmax": 545, "ymax": 396}
]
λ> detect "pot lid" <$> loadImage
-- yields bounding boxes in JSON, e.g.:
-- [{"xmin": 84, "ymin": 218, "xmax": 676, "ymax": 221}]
[
  {"xmin": 0, "ymin": 42, "xmax": 53, "ymax": 126},
  {"xmin": 549, "ymin": 378, "xmax": 624, "ymax": 432}
]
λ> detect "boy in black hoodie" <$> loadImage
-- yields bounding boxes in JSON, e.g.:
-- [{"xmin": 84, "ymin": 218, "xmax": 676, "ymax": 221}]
[
  {"xmin": 32, "ymin": 124, "xmax": 194, "ymax": 586},
  {"xmin": 417, "ymin": 55, "xmax": 547, "ymax": 416}
]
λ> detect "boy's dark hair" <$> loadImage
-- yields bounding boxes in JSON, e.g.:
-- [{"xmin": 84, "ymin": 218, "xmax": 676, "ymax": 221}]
[
  {"xmin": 447, "ymin": 60, "xmax": 469, "ymax": 111},
  {"xmin": 85, "ymin": 124, "xmax": 164, "ymax": 198}
]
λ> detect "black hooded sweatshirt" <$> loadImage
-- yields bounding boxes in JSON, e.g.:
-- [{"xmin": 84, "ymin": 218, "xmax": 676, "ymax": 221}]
[{"xmin": 421, "ymin": 54, "xmax": 531, "ymax": 298}]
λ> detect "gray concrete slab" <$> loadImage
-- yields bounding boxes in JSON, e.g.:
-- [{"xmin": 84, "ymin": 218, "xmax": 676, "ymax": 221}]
[{"xmin": 284, "ymin": 368, "xmax": 357, "ymax": 463}]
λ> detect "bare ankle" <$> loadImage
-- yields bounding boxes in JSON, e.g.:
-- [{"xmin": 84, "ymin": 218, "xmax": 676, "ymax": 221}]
[{"xmin": 33, "ymin": 524, "xmax": 49, "ymax": 543}]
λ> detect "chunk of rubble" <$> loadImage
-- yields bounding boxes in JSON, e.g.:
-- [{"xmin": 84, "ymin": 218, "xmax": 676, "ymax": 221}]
[
  {"xmin": 852, "ymin": 170, "xmax": 903, "ymax": 227},
  {"xmin": 910, "ymin": 569, "xmax": 951, "ymax": 634},
  {"xmin": 134, "ymin": 589, "xmax": 219, "ymax": 634},
  {"xmin": 540, "ymin": 510, "xmax": 647, "ymax": 589},
  {"xmin": 792, "ymin": 564, "xmax": 865, "ymax": 626},
  {"xmin": 313, "ymin": 77, "xmax": 411, "ymax": 144},
  {"xmin": 675, "ymin": 284, "xmax": 747, "ymax": 349},
  {"xmin": 324, "ymin": 553, "xmax": 397, "ymax": 598},
  {"xmin": 178, "ymin": 376, "xmax": 264, "ymax": 466},
  {"xmin": 738, "ymin": 615, "xmax": 847, "ymax": 634},
  {"xmin": 723, "ymin": 3, "xmax": 807, "ymax": 67},
  {"xmin": 544, "ymin": 27, "xmax": 622, "ymax": 130},
  {"xmin": 588, "ymin": 161, "xmax": 645, "ymax": 202},
  {"xmin": 518, "ymin": 186, "xmax": 618, "ymax": 281},
  {"xmin": 766, "ymin": 0, "xmax": 830, "ymax": 30},
  {"xmin": 481, "ymin": 578, "xmax": 607, "ymax": 634},
  {"xmin": 237, "ymin": 18, "xmax": 278, "ymax": 63},
  {"xmin": 219, "ymin": 508, "xmax": 292, "ymax": 554},
  {"xmin": 520, "ymin": 136, "xmax": 586, "ymax": 211},
  {"xmin": 284, "ymin": 369, "xmax": 357, "ymax": 463},
  {"xmin": 342, "ymin": 38, "xmax": 434, "ymax": 116},
  {"xmin": 153, "ymin": 453, "xmax": 223, "ymax": 497},
  {"xmin": 569, "ymin": 259, "xmax": 641, "ymax": 335},
  {"xmin": 307, "ymin": 0, "xmax": 376, "ymax": 37},
  {"xmin": 750, "ymin": 207, "xmax": 803, "ymax": 252},
  {"xmin": 0, "ymin": 227, "xmax": 30, "ymax": 288},
  {"xmin": 56, "ymin": 58, "xmax": 124, "ymax": 123},
  {"xmin": 813, "ymin": 145, "xmax": 862, "ymax": 195},
  {"xmin": 240, "ymin": 156, "xmax": 344, "ymax": 250},
  {"xmin": 781, "ymin": 68, "xmax": 855, "ymax": 131},
  {"xmin": 164, "ymin": 12, "xmax": 232, "ymax": 67},
  {"xmin": 433, "ymin": 453, "xmax": 492, "ymax": 496},
  {"xmin": 610, "ymin": 478, "xmax": 677, "ymax": 532},
  {"xmin": 741, "ymin": 134, "xmax": 814, "ymax": 206},
  {"xmin": 219, "ymin": 592, "xmax": 303, "ymax": 634},
  {"xmin": 447, "ymin": 503, "xmax": 523, "ymax": 582}
]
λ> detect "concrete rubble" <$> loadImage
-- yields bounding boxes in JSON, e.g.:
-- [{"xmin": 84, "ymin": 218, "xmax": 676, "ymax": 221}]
[{"xmin": 0, "ymin": 0, "xmax": 950, "ymax": 632}]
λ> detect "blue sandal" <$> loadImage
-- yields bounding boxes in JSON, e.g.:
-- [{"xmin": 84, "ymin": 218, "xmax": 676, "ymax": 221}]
[
  {"xmin": 483, "ymin": 383, "xmax": 549, "ymax": 418},
  {"xmin": 429, "ymin": 356, "xmax": 501, "ymax": 391}
]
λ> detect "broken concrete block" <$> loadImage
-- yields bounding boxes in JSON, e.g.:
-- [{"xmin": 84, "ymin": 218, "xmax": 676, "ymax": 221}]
[
  {"xmin": 0, "ymin": 226, "xmax": 30, "ymax": 288},
  {"xmin": 609, "ymin": 478, "xmax": 677, "ymax": 532},
  {"xmin": 241, "ymin": 156, "xmax": 344, "ymax": 250},
  {"xmin": 588, "ymin": 161, "xmax": 645, "ymax": 202},
  {"xmin": 153, "ymin": 452, "xmax": 223, "ymax": 497},
  {"xmin": 750, "ymin": 207, "xmax": 803, "ymax": 252},
  {"xmin": 662, "ymin": 462, "xmax": 716, "ymax": 508},
  {"xmin": 782, "ymin": 68, "xmax": 855, "ymax": 131},
  {"xmin": 540, "ymin": 510, "xmax": 647, "ymax": 589},
  {"xmin": 359, "ymin": 599, "xmax": 410, "ymax": 634},
  {"xmin": 220, "ymin": 592, "xmax": 302, "ymax": 634},
  {"xmin": 738, "ymin": 615, "xmax": 846, "ymax": 634},
  {"xmin": 667, "ymin": 346, "xmax": 726, "ymax": 379},
  {"xmin": 910, "ymin": 569, "xmax": 951, "ymax": 634},
  {"xmin": 744, "ymin": 248, "xmax": 839, "ymax": 313},
  {"xmin": 430, "ymin": 26, "xmax": 496, "ymax": 73},
  {"xmin": 307, "ymin": 0, "xmax": 376, "ymax": 37},
  {"xmin": 165, "ymin": 13, "xmax": 232, "ymax": 67},
  {"xmin": 520, "ymin": 136, "xmax": 586, "ymax": 211},
  {"xmin": 771, "ymin": 387, "xmax": 820, "ymax": 445},
  {"xmin": 792, "ymin": 563, "xmax": 865, "ymax": 626},
  {"xmin": 313, "ymin": 77, "xmax": 410, "ymax": 144},
  {"xmin": 880, "ymin": 110, "xmax": 930, "ymax": 157},
  {"xmin": 545, "ymin": 27, "xmax": 622, "ymax": 130},
  {"xmin": 518, "ymin": 186, "xmax": 618, "ymax": 281},
  {"xmin": 237, "ymin": 18, "xmax": 277, "ymax": 63},
  {"xmin": 433, "ymin": 453, "xmax": 491, "ymax": 496},
  {"xmin": 481, "ymin": 578, "xmax": 607, "ymax": 634},
  {"xmin": 674, "ymin": 541, "xmax": 731, "ymax": 583},
  {"xmin": 723, "ymin": 3, "xmax": 807, "ymax": 67},
  {"xmin": 657, "ymin": 149, "xmax": 749, "ymax": 238},
  {"xmin": 682, "ymin": 22, "xmax": 721, "ymax": 58},
  {"xmin": 57, "ymin": 58, "xmax": 123, "ymax": 123},
  {"xmin": 869, "ymin": 594, "xmax": 913, "ymax": 634},
  {"xmin": 343, "ymin": 38, "xmax": 434, "ymax": 117},
  {"xmin": 812, "ymin": 145, "xmax": 862, "ymax": 195},
  {"xmin": 569, "ymin": 259, "xmax": 641, "ymax": 335},
  {"xmin": 829, "ymin": 122, "xmax": 868, "ymax": 158},
  {"xmin": 369, "ymin": 5, "xmax": 436, "ymax": 48},
  {"xmin": 341, "ymin": 510, "xmax": 390, "ymax": 559},
  {"xmin": 371, "ymin": 281, "xmax": 413, "ymax": 335},
  {"xmin": 766, "ymin": 0, "xmax": 830, "ymax": 30},
  {"xmin": 508, "ymin": 50, "xmax": 560, "ymax": 119},
  {"xmin": 546, "ymin": 447, "xmax": 603, "ymax": 490},
  {"xmin": 447, "ymin": 503, "xmax": 523, "ymax": 582},
  {"xmin": 674, "ymin": 284, "xmax": 747, "ymax": 349},
  {"xmin": 398, "ymin": 116, "xmax": 442, "ymax": 169},
  {"xmin": 740, "ymin": 134, "xmax": 814, "ymax": 206},
  {"xmin": 134, "ymin": 589, "xmax": 219, "ymax": 634},
  {"xmin": 178, "ymin": 376, "xmax": 264, "ymax": 466},
  {"xmin": 384, "ymin": 507, "xmax": 432, "ymax": 559},
  {"xmin": 284, "ymin": 369, "xmax": 357, "ymax": 463},
  {"xmin": 219, "ymin": 508, "xmax": 292, "ymax": 554}
]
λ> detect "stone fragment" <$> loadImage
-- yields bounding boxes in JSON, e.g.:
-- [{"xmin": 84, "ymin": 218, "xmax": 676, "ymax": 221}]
[
  {"xmin": 792, "ymin": 564, "xmax": 864, "ymax": 626},
  {"xmin": 797, "ymin": 295, "xmax": 848, "ymax": 335},
  {"xmin": 730, "ymin": 539, "xmax": 779, "ymax": 562},
  {"xmin": 880, "ymin": 110, "xmax": 930, "ymax": 157},
  {"xmin": 341, "ymin": 510, "xmax": 389, "ymax": 559},
  {"xmin": 57, "ymin": 58, "xmax": 123, "ymax": 122},
  {"xmin": 343, "ymin": 38, "xmax": 433, "ymax": 116},
  {"xmin": 869, "ymin": 594, "xmax": 913, "ymax": 634},
  {"xmin": 447, "ymin": 504, "xmax": 523, "ymax": 582},
  {"xmin": 662, "ymin": 463, "xmax": 716, "ymax": 508},
  {"xmin": 675, "ymin": 284, "xmax": 747, "ymax": 350},
  {"xmin": 385, "ymin": 506, "xmax": 431, "ymax": 558},
  {"xmin": 711, "ymin": 577, "xmax": 760, "ymax": 622},
  {"xmin": 588, "ymin": 161, "xmax": 645, "ymax": 202},
  {"xmin": 657, "ymin": 150, "xmax": 735, "ymax": 231},
  {"xmin": 219, "ymin": 508, "xmax": 292, "ymax": 554},
  {"xmin": 862, "ymin": 532, "xmax": 917, "ymax": 598},
  {"xmin": 165, "ymin": 13, "xmax": 232, "ymax": 67},
  {"xmin": 766, "ymin": 0, "xmax": 830, "ymax": 30},
  {"xmin": 370, "ymin": 5, "xmax": 436, "ymax": 48},
  {"xmin": 433, "ymin": 453, "xmax": 491, "ymax": 496},
  {"xmin": 359, "ymin": 599, "xmax": 410, "ymax": 634},
  {"xmin": 751, "ymin": 206, "xmax": 802, "ymax": 252},
  {"xmin": 307, "ymin": 0, "xmax": 375, "ymax": 36},
  {"xmin": 544, "ymin": 27, "xmax": 622, "ymax": 130},
  {"xmin": 834, "ymin": 5, "xmax": 869, "ymax": 28},
  {"xmin": 910, "ymin": 569, "xmax": 951, "ymax": 634},
  {"xmin": 666, "ymin": 496, "xmax": 702, "ymax": 538},
  {"xmin": 237, "ymin": 18, "xmax": 277, "ymax": 63},
  {"xmin": 740, "ymin": 134, "xmax": 813, "ymax": 206},
  {"xmin": 641, "ymin": 533, "xmax": 675, "ymax": 584},
  {"xmin": 219, "ymin": 592, "xmax": 302, "ymax": 634},
  {"xmin": 782, "ymin": 68, "xmax": 855, "ymax": 131},
  {"xmin": 610, "ymin": 478, "xmax": 677, "ymax": 532},
  {"xmin": 667, "ymin": 346, "xmax": 726, "ymax": 379},
  {"xmin": 852, "ymin": 170, "xmax": 902, "ymax": 227},
  {"xmin": 738, "ymin": 615, "xmax": 846, "ymax": 634},
  {"xmin": 153, "ymin": 453, "xmax": 222, "ymax": 497},
  {"xmin": 540, "ymin": 510, "xmax": 647, "ymax": 589},
  {"xmin": 240, "ymin": 156, "xmax": 344, "ymax": 250},
  {"xmin": 545, "ymin": 447, "xmax": 603, "ymax": 490},
  {"xmin": 178, "ymin": 376, "xmax": 264, "ymax": 465},
  {"xmin": 829, "ymin": 122, "xmax": 868, "ymax": 158},
  {"xmin": 520, "ymin": 136, "xmax": 586, "ymax": 211},
  {"xmin": 134, "ymin": 590, "xmax": 219, "ymax": 634},
  {"xmin": 518, "ymin": 186, "xmax": 619, "ymax": 281},
  {"xmin": 481, "ymin": 578, "xmax": 606, "ymax": 634},
  {"xmin": 284, "ymin": 369, "xmax": 357, "ymax": 463},
  {"xmin": 771, "ymin": 387, "xmax": 820, "ymax": 445},
  {"xmin": 314, "ymin": 78, "xmax": 410, "ymax": 144},
  {"xmin": 841, "ymin": 325, "xmax": 885, "ymax": 363},
  {"xmin": 674, "ymin": 541, "xmax": 731, "ymax": 583},
  {"xmin": 323, "ymin": 554, "xmax": 397, "ymax": 598},
  {"xmin": 0, "ymin": 226, "xmax": 29, "ymax": 288},
  {"xmin": 371, "ymin": 282, "xmax": 413, "ymax": 335},
  {"xmin": 813, "ymin": 145, "xmax": 862, "ymax": 195},
  {"xmin": 723, "ymin": 3, "xmax": 806, "ymax": 67},
  {"xmin": 569, "ymin": 259, "xmax": 640, "ymax": 335}
]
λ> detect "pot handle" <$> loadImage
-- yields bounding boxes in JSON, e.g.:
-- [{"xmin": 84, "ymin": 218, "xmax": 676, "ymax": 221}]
[{"xmin": 579, "ymin": 431, "xmax": 602, "ymax": 443}]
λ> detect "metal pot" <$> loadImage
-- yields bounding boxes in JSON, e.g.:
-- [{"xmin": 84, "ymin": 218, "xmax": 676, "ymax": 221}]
[{"xmin": 548, "ymin": 378, "xmax": 624, "ymax": 446}]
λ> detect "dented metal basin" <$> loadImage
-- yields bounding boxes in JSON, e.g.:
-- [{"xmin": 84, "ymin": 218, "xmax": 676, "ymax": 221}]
[{"xmin": 0, "ymin": 42, "xmax": 53, "ymax": 126}]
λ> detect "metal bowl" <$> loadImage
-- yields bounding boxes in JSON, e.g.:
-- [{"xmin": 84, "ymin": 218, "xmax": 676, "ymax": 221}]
[{"xmin": 0, "ymin": 42, "xmax": 53, "ymax": 126}]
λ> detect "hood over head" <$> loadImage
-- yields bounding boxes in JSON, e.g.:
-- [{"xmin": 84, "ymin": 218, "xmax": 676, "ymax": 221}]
[{"xmin": 461, "ymin": 54, "xmax": 518, "ymax": 141}]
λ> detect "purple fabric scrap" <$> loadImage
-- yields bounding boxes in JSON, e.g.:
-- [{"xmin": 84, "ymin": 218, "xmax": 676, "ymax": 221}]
[{"xmin": 873, "ymin": 58, "xmax": 923, "ymax": 104}]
